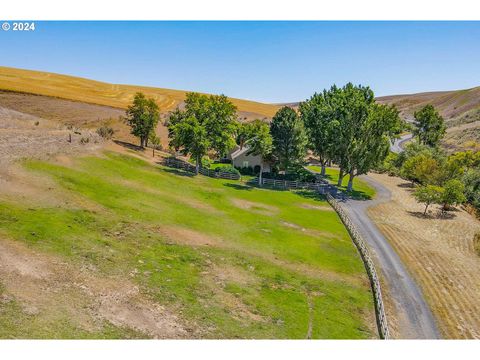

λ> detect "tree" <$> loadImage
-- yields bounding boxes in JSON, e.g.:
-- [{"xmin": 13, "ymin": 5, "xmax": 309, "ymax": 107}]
[
  {"xmin": 440, "ymin": 179, "xmax": 466, "ymax": 212},
  {"xmin": 413, "ymin": 105, "xmax": 446, "ymax": 147},
  {"xmin": 125, "ymin": 92, "xmax": 160, "ymax": 148},
  {"xmin": 343, "ymin": 102, "xmax": 401, "ymax": 191},
  {"xmin": 149, "ymin": 132, "xmax": 161, "ymax": 157},
  {"xmin": 400, "ymin": 153, "xmax": 440, "ymax": 185},
  {"xmin": 414, "ymin": 185, "xmax": 443, "ymax": 216},
  {"xmin": 300, "ymin": 90, "xmax": 339, "ymax": 176},
  {"xmin": 318, "ymin": 83, "xmax": 401, "ymax": 191},
  {"xmin": 246, "ymin": 121, "xmax": 273, "ymax": 186},
  {"xmin": 235, "ymin": 119, "xmax": 267, "ymax": 150},
  {"xmin": 270, "ymin": 106, "xmax": 307, "ymax": 173},
  {"xmin": 169, "ymin": 116, "xmax": 209, "ymax": 174},
  {"xmin": 168, "ymin": 92, "xmax": 237, "ymax": 158}
]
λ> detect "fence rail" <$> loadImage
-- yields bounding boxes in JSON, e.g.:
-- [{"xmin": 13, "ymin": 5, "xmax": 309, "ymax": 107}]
[
  {"xmin": 162, "ymin": 157, "xmax": 241, "ymax": 180},
  {"xmin": 326, "ymin": 193, "xmax": 390, "ymax": 339},
  {"xmin": 251, "ymin": 177, "xmax": 337, "ymax": 195}
]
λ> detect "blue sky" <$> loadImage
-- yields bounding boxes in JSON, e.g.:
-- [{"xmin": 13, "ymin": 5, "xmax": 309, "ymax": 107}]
[{"xmin": 1, "ymin": 21, "xmax": 479, "ymax": 103}]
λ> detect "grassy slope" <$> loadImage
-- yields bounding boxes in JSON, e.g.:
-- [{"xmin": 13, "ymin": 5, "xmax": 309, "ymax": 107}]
[
  {"xmin": 0, "ymin": 152, "xmax": 374, "ymax": 339},
  {"xmin": 0, "ymin": 66, "xmax": 279, "ymax": 118},
  {"xmin": 307, "ymin": 166, "xmax": 376, "ymax": 200}
]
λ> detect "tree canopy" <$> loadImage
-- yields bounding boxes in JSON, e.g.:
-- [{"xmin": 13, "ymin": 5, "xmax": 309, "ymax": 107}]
[
  {"xmin": 167, "ymin": 92, "xmax": 237, "ymax": 171},
  {"xmin": 270, "ymin": 106, "xmax": 307, "ymax": 173},
  {"xmin": 413, "ymin": 104, "xmax": 446, "ymax": 147},
  {"xmin": 125, "ymin": 92, "xmax": 160, "ymax": 148}
]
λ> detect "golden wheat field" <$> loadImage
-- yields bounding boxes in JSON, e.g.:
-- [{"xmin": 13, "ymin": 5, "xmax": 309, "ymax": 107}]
[{"xmin": 0, "ymin": 66, "xmax": 280, "ymax": 118}]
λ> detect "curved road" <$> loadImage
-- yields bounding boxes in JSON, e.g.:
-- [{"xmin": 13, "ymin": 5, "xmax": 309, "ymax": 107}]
[
  {"xmin": 337, "ymin": 135, "xmax": 440, "ymax": 338},
  {"xmin": 391, "ymin": 133, "xmax": 413, "ymax": 154}
]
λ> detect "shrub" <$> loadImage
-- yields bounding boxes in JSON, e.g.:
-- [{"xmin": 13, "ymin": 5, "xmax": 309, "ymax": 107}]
[
  {"xmin": 474, "ymin": 232, "xmax": 480, "ymax": 256},
  {"xmin": 441, "ymin": 179, "xmax": 466, "ymax": 212},
  {"xmin": 96, "ymin": 126, "xmax": 115, "ymax": 139},
  {"xmin": 80, "ymin": 137, "xmax": 90, "ymax": 144},
  {"xmin": 237, "ymin": 166, "xmax": 255, "ymax": 176},
  {"xmin": 34, "ymin": 121, "xmax": 39, "ymax": 126},
  {"xmin": 217, "ymin": 165, "xmax": 240, "ymax": 176}
]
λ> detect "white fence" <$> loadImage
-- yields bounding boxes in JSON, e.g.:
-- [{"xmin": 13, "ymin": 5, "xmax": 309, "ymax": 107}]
[
  {"xmin": 163, "ymin": 157, "xmax": 241, "ymax": 181},
  {"xmin": 326, "ymin": 193, "xmax": 390, "ymax": 339},
  {"xmin": 252, "ymin": 177, "xmax": 337, "ymax": 195}
]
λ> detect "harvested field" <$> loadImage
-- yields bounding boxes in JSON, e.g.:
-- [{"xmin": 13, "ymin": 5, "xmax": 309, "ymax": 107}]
[{"xmin": 367, "ymin": 173, "xmax": 480, "ymax": 338}]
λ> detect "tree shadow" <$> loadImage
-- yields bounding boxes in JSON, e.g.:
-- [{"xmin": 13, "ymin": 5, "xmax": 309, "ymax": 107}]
[
  {"xmin": 113, "ymin": 140, "xmax": 144, "ymax": 152},
  {"xmin": 161, "ymin": 167, "xmax": 195, "ymax": 178},
  {"xmin": 223, "ymin": 183, "xmax": 253, "ymax": 191},
  {"xmin": 294, "ymin": 190, "xmax": 327, "ymax": 202},
  {"xmin": 397, "ymin": 182, "xmax": 415, "ymax": 189},
  {"xmin": 407, "ymin": 210, "xmax": 457, "ymax": 220}
]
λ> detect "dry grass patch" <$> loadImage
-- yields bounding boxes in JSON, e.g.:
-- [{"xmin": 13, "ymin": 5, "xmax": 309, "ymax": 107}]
[
  {"xmin": 158, "ymin": 226, "xmax": 221, "ymax": 247},
  {"xmin": 367, "ymin": 172, "xmax": 480, "ymax": 339},
  {"xmin": 299, "ymin": 203, "xmax": 334, "ymax": 211},
  {"xmin": 230, "ymin": 198, "xmax": 279, "ymax": 216}
]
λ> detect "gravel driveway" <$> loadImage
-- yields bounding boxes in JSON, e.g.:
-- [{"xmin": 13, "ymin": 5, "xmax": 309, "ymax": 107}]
[{"xmin": 338, "ymin": 176, "xmax": 440, "ymax": 338}]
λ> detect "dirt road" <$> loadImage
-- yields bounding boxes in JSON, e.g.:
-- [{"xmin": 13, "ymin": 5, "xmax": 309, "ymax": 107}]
[{"xmin": 339, "ymin": 175, "xmax": 440, "ymax": 339}]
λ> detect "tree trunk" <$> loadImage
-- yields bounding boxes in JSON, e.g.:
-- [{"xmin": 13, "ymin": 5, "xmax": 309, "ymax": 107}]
[
  {"xmin": 347, "ymin": 170, "xmax": 355, "ymax": 192},
  {"xmin": 337, "ymin": 169, "xmax": 344, "ymax": 186},
  {"xmin": 195, "ymin": 155, "xmax": 200, "ymax": 175},
  {"xmin": 321, "ymin": 162, "xmax": 326, "ymax": 176},
  {"xmin": 152, "ymin": 147, "xmax": 155, "ymax": 157},
  {"xmin": 258, "ymin": 163, "xmax": 263, "ymax": 187},
  {"xmin": 423, "ymin": 203, "xmax": 429, "ymax": 216}
]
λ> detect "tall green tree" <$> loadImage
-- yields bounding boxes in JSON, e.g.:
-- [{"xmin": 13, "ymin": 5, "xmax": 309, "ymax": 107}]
[
  {"xmin": 125, "ymin": 92, "xmax": 160, "ymax": 148},
  {"xmin": 167, "ymin": 92, "xmax": 237, "ymax": 171},
  {"xmin": 169, "ymin": 116, "xmax": 209, "ymax": 174},
  {"xmin": 235, "ymin": 119, "xmax": 266, "ymax": 150},
  {"xmin": 413, "ymin": 104, "xmax": 446, "ymax": 147},
  {"xmin": 270, "ymin": 106, "xmax": 307, "ymax": 173},
  {"xmin": 323, "ymin": 83, "xmax": 401, "ymax": 191},
  {"xmin": 246, "ymin": 121, "xmax": 273, "ymax": 186},
  {"xmin": 300, "ymin": 89, "xmax": 339, "ymax": 176},
  {"xmin": 173, "ymin": 92, "xmax": 237, "ymax": 157}
]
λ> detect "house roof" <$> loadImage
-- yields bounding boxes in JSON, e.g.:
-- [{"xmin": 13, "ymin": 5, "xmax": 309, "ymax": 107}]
[{"xmin": 230, "ymin": 146, "xmax": 251, "ymax": 160}]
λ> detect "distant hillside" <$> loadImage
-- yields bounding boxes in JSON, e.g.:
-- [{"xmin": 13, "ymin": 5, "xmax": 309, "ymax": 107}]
[
  {"xmin": 377, "ymin": 87, "xmax": 480, "ymax": 127},
  {"xmin": 0, "ymin": 66, "xmax": 279, "ymax": 120}
]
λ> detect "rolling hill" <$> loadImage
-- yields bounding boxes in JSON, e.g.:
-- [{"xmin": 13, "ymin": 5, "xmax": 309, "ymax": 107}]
[
  {"xmin": 377, "ymin": 87, "xmax": 480, "ymax": 128},
  {"xmin": 0, "ymin": 66, "xmax": 281, "ymax": 146},
  {"xmin": 0, "ymin": 66, "xmax": 279, "ymax": 120}
]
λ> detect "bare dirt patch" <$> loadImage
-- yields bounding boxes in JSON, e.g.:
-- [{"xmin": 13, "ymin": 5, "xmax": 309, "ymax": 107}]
[
  {"xmin": 158, "ymin": 226, "xmax": 221, "ymax": 247},
  {"xmin": 299, "ymin": 203, "xmax": 334, "ymax": 212},
  {"xmin": 230, "ymin": 198, "xmax": 278, "ymax": 216},
  {"xmin": 0, "ymin": 237, "xmax": 190, "ymax": 338},
  {"xmin": 367, "ymin": 172, "xmax": 480, "ymax": 339},
  {"xmin": 280, "ymin": 221, "xmax": 344, "ymax": 241}
]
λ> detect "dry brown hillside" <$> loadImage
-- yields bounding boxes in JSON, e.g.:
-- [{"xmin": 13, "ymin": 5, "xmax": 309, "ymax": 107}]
[
  {"xmin": 0, "ymin": 66, "xmax": 281, "ymax": 146},
  {"xmin": 377, "ymin": 87, "xmax": 480, "ymax": 127},
  {"xmin": 0, "ymin": 66, "xmax": 279, "ymax": 120}
]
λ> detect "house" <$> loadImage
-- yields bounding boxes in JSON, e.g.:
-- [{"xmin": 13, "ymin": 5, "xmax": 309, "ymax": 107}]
[{"xmin": 227, "ymin": 145, "xmax": 271, "ymax": 173}]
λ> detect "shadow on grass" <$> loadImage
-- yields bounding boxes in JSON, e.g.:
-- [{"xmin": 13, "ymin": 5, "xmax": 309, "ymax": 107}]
[
  {"xmin": 294, "ymin": 190, "xmax": 327, "ymax": 202},
  {"xmin": 161, "ymin": 167, "xmax": 196, "ymax": 178},
  {"xmin": 113, "ymin": 140, "xmax": 145, "ymax": 152},
  {"xmin": 397, "ymin": 182, "xmax": 415, "ymax": 189},
  {"xmin": 223, "ymin": 183, "xmax": 253, "ymax": 191},
  {"xmin": 407, "ymin": 210, "xmax": 457, "ymax": 220}
]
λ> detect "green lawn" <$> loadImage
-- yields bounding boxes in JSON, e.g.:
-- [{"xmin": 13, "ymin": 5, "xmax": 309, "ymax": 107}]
[
  {"xmin": 0, "ymin": 151, "xmax": 374, "ymax": 339},
  {"xmin": 307, "ymin": 166, "xmax": 376, "ymax": 200}
]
